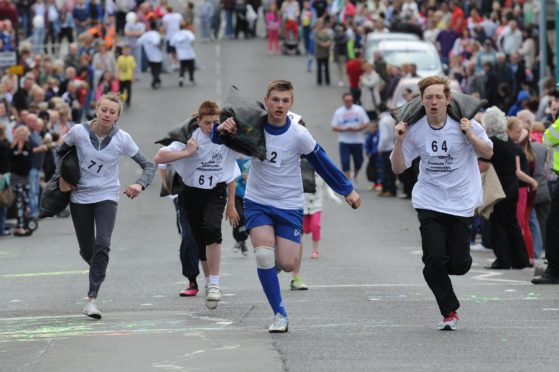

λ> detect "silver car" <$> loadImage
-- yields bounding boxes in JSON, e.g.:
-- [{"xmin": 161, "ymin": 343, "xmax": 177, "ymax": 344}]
[
  {"xmin": 363, "ymin": 32, "xmax": 419, "ymax": 62},
  {"xmin": 375, "ymin": 39, "xmax": 443, "ymax": 77}
]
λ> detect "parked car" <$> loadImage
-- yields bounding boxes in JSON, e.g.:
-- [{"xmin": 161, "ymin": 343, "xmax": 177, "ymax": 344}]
[
  {"xmin": 363, "ymin": 32, "xmax": 419, "ymax": 61},
  {"xmin": 389, "ymin": 77, "xmax": 463, "ymax": 109},
  {"xmin": 375, "ymin": 40, "xmax": 443, "ymax": 78}
]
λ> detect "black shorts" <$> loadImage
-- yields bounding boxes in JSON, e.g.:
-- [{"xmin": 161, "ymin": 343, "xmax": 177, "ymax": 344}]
[
  {"xmin": 166, "ymin": 41, "xmax": 176, "ymax": 54},
  {"xmin": 180, "ymin": 182, "xmax": 227, "ymax": 259}
]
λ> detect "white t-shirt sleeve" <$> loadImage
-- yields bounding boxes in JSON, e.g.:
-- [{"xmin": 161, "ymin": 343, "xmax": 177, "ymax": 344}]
[
  {"xmin": 297, "ymin": 125, "xmax": 317, "ymax": 155},
  {"xmin": 121, "ymin": 131, "xmax": 140, "ymax": 157},
  {"xmin": 161, "ymin": 141, "xmax": 186, "ymax": 152},
  {"xmin": 331, "ymin": 109, "xmax": 340, "ymax": 127},
  {"xmin": 358, "ymin": 106, "xmax": 370, "ymax": 124},
  {"xmin": 62, "ymin": 124, "xmax": 78, "ymax": 146},
  {"xmin": 402, "ymin": 130, "xmax": 418, "ymax": 169},
  {"xmin": 471, "ymin": 120, "xmax": 493, "ymax": 149}
]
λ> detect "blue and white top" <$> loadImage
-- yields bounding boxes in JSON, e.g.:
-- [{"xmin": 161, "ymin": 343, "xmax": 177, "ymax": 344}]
[{"xmin": 212, "ymin": 114, "xmax": 353, "ymax": 210}]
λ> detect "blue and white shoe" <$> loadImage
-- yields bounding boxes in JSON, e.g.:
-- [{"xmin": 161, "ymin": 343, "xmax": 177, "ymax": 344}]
[{"xmin": 269, "ymin": 313, "xmax": 289, "ymax": 333}]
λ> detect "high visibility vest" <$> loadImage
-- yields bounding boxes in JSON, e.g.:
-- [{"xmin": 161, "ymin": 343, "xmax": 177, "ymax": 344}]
[{"xmin": 543, "ymin": 117, "xmax": 559, "ymax": 174}]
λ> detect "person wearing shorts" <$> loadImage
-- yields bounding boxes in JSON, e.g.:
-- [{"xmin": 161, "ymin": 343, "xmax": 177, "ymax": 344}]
[
  {"xmin": 331, "ymin": 92, "xmax": 370, "ymax": 187},
  {"xmin": 213, "ymin": 80, "xmax": 361, "ymax": 332},
  {"xmin": 155, "ymin": 101, "xmax": 240, "ymax": 310}
]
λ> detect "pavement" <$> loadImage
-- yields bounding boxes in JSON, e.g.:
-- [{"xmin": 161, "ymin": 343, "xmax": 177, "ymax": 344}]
[{"xmin": 1, "ymin": 38, "xmax": 559, "ymax": 372}]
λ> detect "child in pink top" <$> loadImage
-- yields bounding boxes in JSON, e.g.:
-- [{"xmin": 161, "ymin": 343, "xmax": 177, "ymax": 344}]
[{"xmin": 265, "ymin": 2, "xmax": 280, "ymax": 54}]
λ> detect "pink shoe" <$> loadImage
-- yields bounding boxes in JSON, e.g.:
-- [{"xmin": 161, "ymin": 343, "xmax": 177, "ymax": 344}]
[
  {"xmin": 310, "ymin": 250, "xmax": 319, "ymax": 259},
  {"xmin": 179, "ymin": 283, "xmax": 199, "ymax": 297}
]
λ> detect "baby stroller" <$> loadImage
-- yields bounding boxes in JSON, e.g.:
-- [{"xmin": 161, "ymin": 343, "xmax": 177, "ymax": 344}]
[{"xmin": 282, "ymin": 18, "xmax": 301, "ymax": 55}]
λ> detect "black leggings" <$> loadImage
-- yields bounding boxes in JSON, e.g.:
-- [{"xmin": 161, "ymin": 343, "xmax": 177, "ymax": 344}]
[
  {"xmin": 70, "ymin": 201, "xmax": 118, "ymax": 298},
  {"xmin": 179, "ymin": 59, "xmax": 195, "ymax": 82}
]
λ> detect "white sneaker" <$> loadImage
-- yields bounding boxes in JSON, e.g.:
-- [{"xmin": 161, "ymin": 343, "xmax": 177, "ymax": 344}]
[
  {"xmin": 438, "ymin": 311, "xmax": 458, "ymax": 331},
  {"xmin": 205, "ymin": 284, "xmax": 222, "ymax": 310},
  {"xmin": 269, "ymin": 313, "xmax": 289, "ymax": 333},
  {"xmin": 83, "ymin": 300, "xmax": 102, "ymax": 319},
  {"xmin": 232, "ymin": 242, "xmax": 240, "ymax": 253}
]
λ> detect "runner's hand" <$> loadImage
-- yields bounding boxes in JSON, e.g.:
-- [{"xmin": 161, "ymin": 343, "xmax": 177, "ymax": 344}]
[
  {"xmin": 58, "ymin": 177, "xmax": 74, "ymax": 192},
  {"xmin": 345, "ymin": 190, "xmax": 361, "ymax": 209},
  {"xmin": 124, "ymin": 183, "xmax": 143, "ymax": 199},
  {"xmin": 185, "ymin": 138, "xmax": 198, "ymax": 155},
  {"xmin": 226, "ymin": 204, "xmax": 240, "ymax": 227},
  {"xmin": 395, "ymin": 121, "xmax": 407, "ymax": 140},
  {"xmin": 460, "ymin": 118, "xmax": 472, "ymax": 135},
  {"xmin": 218, "ymin": 117, "xmax": 237, "ymax": 135}
]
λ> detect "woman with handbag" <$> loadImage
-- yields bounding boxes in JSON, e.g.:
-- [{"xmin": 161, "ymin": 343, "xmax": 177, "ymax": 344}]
[{"xmin": 58, "ymin": 93, "xmax": 155, "ymax": 319}]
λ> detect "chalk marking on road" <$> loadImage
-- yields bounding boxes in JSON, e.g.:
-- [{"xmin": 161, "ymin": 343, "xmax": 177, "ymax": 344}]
[
  {"xmin": 469, "ymin": 270, "xmax": 526, "ymax": 284},
  {"xmin": 215, "ymin": 44, "xmax": 221, "ymax": 98},
  {"xmin": 543, "ymin": 308, "xmax": 559, "ymax": 311},
  {"xmin": 1, "ymin": 270, "xmax": 88, "ymax": 278}
]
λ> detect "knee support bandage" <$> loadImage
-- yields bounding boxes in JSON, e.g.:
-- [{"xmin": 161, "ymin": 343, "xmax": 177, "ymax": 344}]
[{"xmin": 254, "ymin": 246, "xmax": 275, "ymax": 269}]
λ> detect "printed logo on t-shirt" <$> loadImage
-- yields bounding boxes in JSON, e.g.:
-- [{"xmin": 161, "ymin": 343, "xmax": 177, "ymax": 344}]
[{"xmin": 191, "ymin": 150, "xmax": 224, "ymax": 189}]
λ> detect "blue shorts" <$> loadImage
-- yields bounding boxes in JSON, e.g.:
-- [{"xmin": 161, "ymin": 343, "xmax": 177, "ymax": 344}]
[
  {"xmin": 339, "ymin": 142, "xmax": 364, "ymax": 172},
  {"xmin": 244, "ymin": 199, "xmax": 303, "ymax": 243}
]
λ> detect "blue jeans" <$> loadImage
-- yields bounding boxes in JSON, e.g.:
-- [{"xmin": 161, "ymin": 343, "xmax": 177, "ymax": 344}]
[
  {"xmin": 28, "ymin": 168, "xmax": 40, "ymax": 218},
  {"xmin": 224, "ymin": 10, "xmax": 234, "ymax": 38},
  {"xmin": 339, "ymin": 142, "xmax": 364, "ymax": 174},
  {"xmin": 529, "ymin": 208, "xmax": 543, "ymax": 258}
]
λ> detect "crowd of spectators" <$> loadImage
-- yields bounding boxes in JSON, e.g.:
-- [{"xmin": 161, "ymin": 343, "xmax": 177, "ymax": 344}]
[{"xmin": 0, "ymin": 0, "xmax": 557, "ymax": 271}]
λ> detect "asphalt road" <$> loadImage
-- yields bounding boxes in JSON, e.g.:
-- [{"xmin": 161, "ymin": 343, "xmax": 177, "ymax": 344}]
[{"xmin": 1, "ymin": 38, "xmax": 559, "ymax": 372}]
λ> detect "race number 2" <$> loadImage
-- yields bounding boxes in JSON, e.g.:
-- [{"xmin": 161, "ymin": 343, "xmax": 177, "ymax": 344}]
[{"xmin": 266, "ymin": 147, "xmax": 282, "ymax": 167}]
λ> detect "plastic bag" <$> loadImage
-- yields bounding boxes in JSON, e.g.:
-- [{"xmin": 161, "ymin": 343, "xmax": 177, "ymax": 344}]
[
  {"xmin": 390, "ymin": 90, "xmax": 486, "ymax": 125},
  {"xmin": 219, "ymin": 86, "xmax": 267, "ymax": 161},
  {"xmin": 58, "ymin": 146, "xmax": 80, "ymax": 187},
  {"xmin": 39, "ymin": 176, "xmax": 70, "ymax": 218}
]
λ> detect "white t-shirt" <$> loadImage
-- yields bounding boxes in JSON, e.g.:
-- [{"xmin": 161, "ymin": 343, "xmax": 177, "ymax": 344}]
[
  {"xmin": 63, "ymin": 124, "xmax": 139, "ymax": 204},
  {"xmin": 162, "ymin": 12, "xmax": 184, "ymax": 40},
  {"xmin": 160, "ymin": 128, "xmax": 240, "ymax": 188},
  {"xmin": 331, "ymin": 104, "xmax": 370, "ymax": 144},
  {"xmin": 170, "ymin": 30, "xmax": 196, "ymax": 61},
  {"xmin": 137, "ymin": 31, "xmax": 163, "ymax": 62},
  {"xmin": 401, "ymin": 116, "xmax": 493, "ymax": 217},
  {"xmin": 245, "ymin": 118, "xmax": 317, "ymax": 210}
]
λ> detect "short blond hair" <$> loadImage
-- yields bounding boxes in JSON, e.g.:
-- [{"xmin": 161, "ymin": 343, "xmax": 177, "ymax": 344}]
[{"xmin": 266, "ymin": 80, "xmax": 294, "ymax": 100}]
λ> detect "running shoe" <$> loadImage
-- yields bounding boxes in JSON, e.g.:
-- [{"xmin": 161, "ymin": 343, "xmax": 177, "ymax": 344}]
[
  {"xmin": 179, "ymin": 283, "xmax": 199, "ymax": 297},
  {"xmin": 232, "ymin": 242, "xmax": 240, "ymax": 253},
  {"xmin": 438, "ymin": 311, "xmax": 459, "ymax": 331},
  {"xmin": 269, "ymin": 313, "xmax": 289, "ymax": 333},
  {"xmin": 83, "ymin": 300, "xmax": 102, "ymax": 320},
  {"xmin": 205, "ymin": 284, "xmax": 222, "ymax": 310},
  {"xmin": 290, "ymin": 277, "xmax": 308, "ymax": 290},
  {"xmin": 310, "ymin": 249, "xmax": 319, "ymax": 259},
  {"xmin": 240, "ymin": 241, "xmax": 248, "ymax": 256}
]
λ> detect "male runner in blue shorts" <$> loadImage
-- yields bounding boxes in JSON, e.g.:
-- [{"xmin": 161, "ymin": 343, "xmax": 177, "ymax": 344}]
[{"xmin": 213, "ymin": 80, "xmax": 361, "ymax": 332}]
